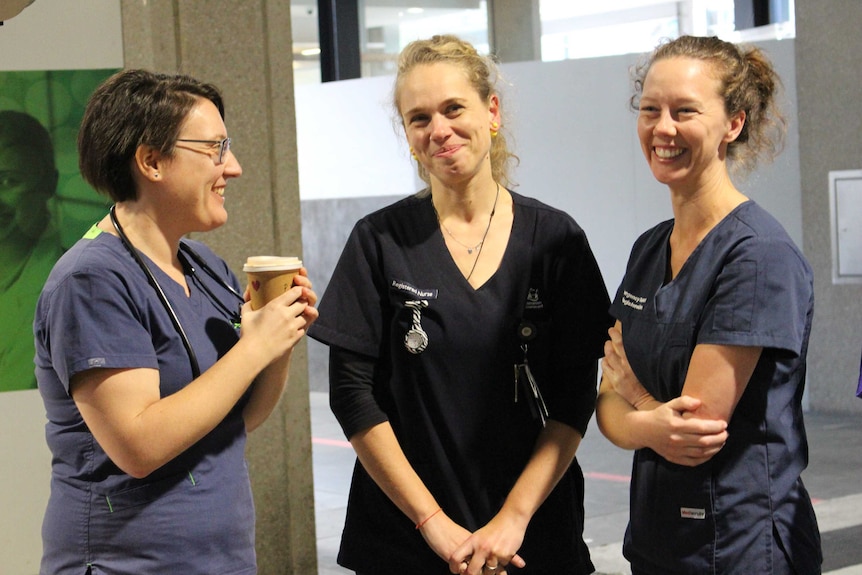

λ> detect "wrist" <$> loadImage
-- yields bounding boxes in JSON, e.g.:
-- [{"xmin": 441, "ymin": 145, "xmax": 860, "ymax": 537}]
[
  {"xmin": 415, "ymin": 507, "xmax": 442, "ymax": 530},
  {"xmin": 496, "ymin": 501, "xmax": 532, "ymax": 532},
  {"xmin": 631, "ymin": 391, "xmax": 658, "ymax": 410}
]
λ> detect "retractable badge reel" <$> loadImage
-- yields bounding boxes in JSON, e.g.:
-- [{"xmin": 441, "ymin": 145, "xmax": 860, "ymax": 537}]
[
  {"xmin": 404, "ymin": 300, "xmax": 429, "ymax": 354},
  {"xmin": 515, "ymin": 319, "xmax": 549, "ymax": 426}
]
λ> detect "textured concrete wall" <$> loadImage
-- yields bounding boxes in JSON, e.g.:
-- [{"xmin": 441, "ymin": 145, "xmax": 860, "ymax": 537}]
[
  {"xmin": 120, "ymin": 1, "xmax": 318, "ymax": 572},
  {"xmin": 795, "ymin": 0, "xmax": 862, "ymax": 413},
  {"xmin": 488, "ymin": 0, "xmax": 541, "ymax": 63}
]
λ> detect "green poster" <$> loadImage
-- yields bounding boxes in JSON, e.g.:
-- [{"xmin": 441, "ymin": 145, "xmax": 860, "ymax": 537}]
[{"xmin": 0, "ymin": 68, "xmax": 118, "ymax": 392}]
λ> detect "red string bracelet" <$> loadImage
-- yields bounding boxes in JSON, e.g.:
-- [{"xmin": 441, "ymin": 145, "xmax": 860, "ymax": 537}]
[{"xmin": 415, "ymin": 507, "xmax": 442, "ymax": 530}]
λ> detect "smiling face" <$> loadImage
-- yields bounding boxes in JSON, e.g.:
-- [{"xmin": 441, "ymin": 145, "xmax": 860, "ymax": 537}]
[
  {"xmin": 637, "ymin": 57, "xmax": 744, "ymax": 192},
  {"xmin": 154, "ymin": 97, "xmax": 242, "ymax": 233},
  {"xmin": 398, "ymin": 62, "xmax": 499, "ymax": 188}
]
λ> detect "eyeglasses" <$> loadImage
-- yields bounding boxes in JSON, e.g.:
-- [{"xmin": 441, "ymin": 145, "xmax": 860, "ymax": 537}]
[{"xmin": 175, "ymin": 137, "xmax": 232, "ymax": 164}]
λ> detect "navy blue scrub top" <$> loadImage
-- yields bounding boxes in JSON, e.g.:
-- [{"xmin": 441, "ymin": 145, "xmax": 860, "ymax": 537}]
[
  {"xmin": 610, "ymin": 201, "xmax": 821, "ymax": 574},
  {"xmin": 35, "ymin": 229, "xmax": 256, "ymax": 575}
]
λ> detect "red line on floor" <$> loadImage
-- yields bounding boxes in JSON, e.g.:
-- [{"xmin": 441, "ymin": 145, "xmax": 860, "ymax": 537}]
[
  {"xmin": 313, "ymin": 437, "xmax": 352, "ymax": 448},
  {"xmin": 583, "ymin": 471, "xmax": 631, "ymax": 483}
]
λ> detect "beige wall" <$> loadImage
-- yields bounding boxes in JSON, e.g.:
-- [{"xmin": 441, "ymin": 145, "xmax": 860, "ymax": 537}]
[{"xmin": 795, "ymin": 0, "xmax": 862, "ymax": 413}]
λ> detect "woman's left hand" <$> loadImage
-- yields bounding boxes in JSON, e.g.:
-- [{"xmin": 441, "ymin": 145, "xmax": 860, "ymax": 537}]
[
  {"xmin": 602, "ymin": 323, "xmax": 652, "ymax": 408},
  {"xmin": 244, "ymin": 267, "xmax": 318, "ymax": 328},
  {"xmin": 448, "ymin": 513, "xmax": 527, "ymax": 575}
]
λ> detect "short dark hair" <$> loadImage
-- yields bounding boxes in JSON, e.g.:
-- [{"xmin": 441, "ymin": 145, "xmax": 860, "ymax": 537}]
[{"xmin": 78, "ymin": 69, "xmax": 225, "ymax": 202}]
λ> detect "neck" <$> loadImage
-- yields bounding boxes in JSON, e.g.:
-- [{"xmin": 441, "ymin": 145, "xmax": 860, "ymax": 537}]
[
  {"xmin": 668, "ymin": 170, "xmax": 746, "ymax": 239},
  {"xmin": 431, "ymin": 175, "xmax": 500, "ymax": 222},
  {"xmin": 109, "ymin": 203, "xmax": 182, "ymax": 272}
]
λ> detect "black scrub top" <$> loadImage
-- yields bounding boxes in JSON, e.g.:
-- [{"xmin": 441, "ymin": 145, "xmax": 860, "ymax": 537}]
[{"xmin": 309, "ymin": 191, "xmax": 612, "ymax": 574}]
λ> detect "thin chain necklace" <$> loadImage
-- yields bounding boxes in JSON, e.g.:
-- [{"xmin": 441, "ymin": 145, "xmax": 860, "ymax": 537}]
[{"xmin": 434, "ymin": 182, "xmax": 500, "ymax": 281}]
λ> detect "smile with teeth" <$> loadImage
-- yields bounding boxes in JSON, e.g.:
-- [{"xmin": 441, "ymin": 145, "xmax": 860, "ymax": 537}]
[
  {"xmin": 214, "ymin": 188, "xmax": 225, "ymax": 197},
  {"xmin": 654, "ymin": 147, "xmax": 684, "ymax": 159}
]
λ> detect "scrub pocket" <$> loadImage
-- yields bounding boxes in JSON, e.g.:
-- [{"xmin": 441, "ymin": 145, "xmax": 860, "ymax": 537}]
[{"xmin": 626, "ymin": 449, "xmax": 716, "ymax": 570}]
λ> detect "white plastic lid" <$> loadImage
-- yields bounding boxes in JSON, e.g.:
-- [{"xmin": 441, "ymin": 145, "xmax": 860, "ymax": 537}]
[{"xmin": 243, "ymin": 256, "xmax": 302, "ymax": 272}]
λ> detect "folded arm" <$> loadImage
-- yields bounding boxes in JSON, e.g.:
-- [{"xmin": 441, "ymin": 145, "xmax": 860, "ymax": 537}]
[{"xmin": 596, "ymin": 321, "xmax": 761, "ymax": 466}]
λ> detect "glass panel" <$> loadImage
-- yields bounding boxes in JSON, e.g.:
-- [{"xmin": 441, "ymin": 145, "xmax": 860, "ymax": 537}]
[
  {"xmin": 290, "ymin": 1, "xmax": 489, "ymax": 85},
  {"xmin": 539, "ymin": 0, "xmax": 794, "ymax": 62},
  {"xmin": 360, "ymin": 0, "xmax": 489, "ymax": 79},
  {"xmin": 291, "ymin": 2, "xmax": 322, "ymax": 85}
]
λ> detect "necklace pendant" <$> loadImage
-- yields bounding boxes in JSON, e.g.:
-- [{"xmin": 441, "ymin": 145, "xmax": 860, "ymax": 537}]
[{"xmin": 467, "ymin": 248, "xmax": 474, "ymax": 254}]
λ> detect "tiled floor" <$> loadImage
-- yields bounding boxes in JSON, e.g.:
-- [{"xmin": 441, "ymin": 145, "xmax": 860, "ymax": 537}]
[{"xmin": 310, "ymin": 391, "xmax": 862, "ymax": 574}]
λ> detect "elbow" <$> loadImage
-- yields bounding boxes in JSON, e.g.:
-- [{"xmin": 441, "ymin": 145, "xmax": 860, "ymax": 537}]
[
  {"xmin": 105, "ymin": 444, "xmax": 167, "ymax": 479},
  {"xmin": 113, "ymin": 456, "xmax": 161, "ymax": 479}
]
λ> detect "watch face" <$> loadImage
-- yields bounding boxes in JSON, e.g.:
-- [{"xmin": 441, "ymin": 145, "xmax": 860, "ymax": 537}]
[{"xmin": 404, "ymin": 328, "xmax": 428, "ymax": 354}]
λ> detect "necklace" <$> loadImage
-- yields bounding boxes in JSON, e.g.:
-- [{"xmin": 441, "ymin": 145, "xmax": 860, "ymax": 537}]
[{"xmin": 434, "ymin": 182, "xmax": 500, "ymax": 281}]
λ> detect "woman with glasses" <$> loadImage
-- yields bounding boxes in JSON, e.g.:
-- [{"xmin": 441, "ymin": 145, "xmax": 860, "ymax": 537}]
[
  {"xmin": 34, "ymin": 69, "xmax": 318, "ymax": 575},
  {"xmin": 309, "ymin": 35, "xmax": 611, "ymax": 574}
]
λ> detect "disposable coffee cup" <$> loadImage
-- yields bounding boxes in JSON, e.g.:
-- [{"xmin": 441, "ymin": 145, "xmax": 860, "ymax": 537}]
[{"xmin": 243, "ymin": 256, "xmax": 303, "ymax": 310}]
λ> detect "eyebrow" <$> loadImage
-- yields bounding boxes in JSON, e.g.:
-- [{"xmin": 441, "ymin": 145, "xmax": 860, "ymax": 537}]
[{"xmin": 403, "ymin": 97, "xmax": 466, "ymax": 118}]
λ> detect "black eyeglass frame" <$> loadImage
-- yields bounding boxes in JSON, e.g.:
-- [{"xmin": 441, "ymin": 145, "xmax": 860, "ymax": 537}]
[{"xmin": 175, "ymin": 137, "xmax": 231, "ymax": 164}]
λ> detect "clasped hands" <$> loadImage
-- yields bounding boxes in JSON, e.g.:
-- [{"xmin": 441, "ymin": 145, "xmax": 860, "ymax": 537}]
[
  {"xmin": 602, "ymin": 325, "xmax": 728, "ymax": 466},
  {"xmin": 418, "ymin": 508, "xmax": 527, "ymax": 575}
]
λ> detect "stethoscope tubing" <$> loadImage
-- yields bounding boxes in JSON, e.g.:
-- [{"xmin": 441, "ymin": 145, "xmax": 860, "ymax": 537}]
[{"xmin": 109, "ymin": 204, "xmax": 243, "ymax": 379}]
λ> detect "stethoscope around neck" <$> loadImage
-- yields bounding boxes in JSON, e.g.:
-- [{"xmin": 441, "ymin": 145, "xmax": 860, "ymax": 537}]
[{"xmin": 109, "ymin": 204, "xmax": 244, "ymax": 378}]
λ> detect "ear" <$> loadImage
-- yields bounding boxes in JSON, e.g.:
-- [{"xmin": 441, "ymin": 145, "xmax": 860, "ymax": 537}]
[
  {"xmin": 488, "ymin": 93, "xmax": 501, "ymax": 126},
  {"xmin": 133, "ymin": 144, "xmax": 164, "ymax": 182},
  {"xmin": 724, "ymin": 110, "xmax": 746, "ymax": 143}
]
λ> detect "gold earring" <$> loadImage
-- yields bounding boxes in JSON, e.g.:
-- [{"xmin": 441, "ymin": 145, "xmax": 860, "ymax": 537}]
[
  {"xmin": 490, "ymin": 122, "xmax": 499, "ymax": 137},
  {"xmin": 410, "ymin": 147, "xmax": 418, "ymax": 160}
]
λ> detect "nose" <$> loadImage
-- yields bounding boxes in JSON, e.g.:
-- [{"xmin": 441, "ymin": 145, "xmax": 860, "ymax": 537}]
[
  {"xmin": 223, "ymin": 150, "xmax": 242, "ymax": 178},
  {"xmin": 429, "ymin": 114, "xmax": 451, "ymax": 141},
  {"xmin": 654, "ymin": 109, "xmax": 676, "ymax": 137}
]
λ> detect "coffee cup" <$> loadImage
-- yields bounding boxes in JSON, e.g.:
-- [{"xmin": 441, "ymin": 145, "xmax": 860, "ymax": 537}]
[{"xmin": 243, "ymin": 256, "xmax": 303, "ymax": 310}]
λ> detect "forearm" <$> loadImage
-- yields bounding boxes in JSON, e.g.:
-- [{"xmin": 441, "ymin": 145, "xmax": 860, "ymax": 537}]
[
  {"xmin": 595, "ymin": 376, "xmax": 649, "ymax": 450},
  {"xmin": 349, "ymin": 421, "xmax": 440, "ymax": 526},
  {"xmin": 243, "ymin": 350, "xmax": 293, "ymax": 432},
  {"xmin": 497, "ymin": 420, "xmax": 582, "ymax": 526},
  {"xmin": 77, "ymin": 337, "xmax": 276, "ymax": 478}
]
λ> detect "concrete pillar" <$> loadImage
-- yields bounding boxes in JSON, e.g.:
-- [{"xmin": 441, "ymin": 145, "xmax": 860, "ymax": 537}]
[
  {"xmin": 794, "ymin": 0, "xmax": 862, "ymax": 413},
  {"xmin": 487, "ymin": 0, "xmax": 541, "ymax": 63},
  {"xmin": 120, "ymin": 1, "xmax": 318, "ymax": 572}
]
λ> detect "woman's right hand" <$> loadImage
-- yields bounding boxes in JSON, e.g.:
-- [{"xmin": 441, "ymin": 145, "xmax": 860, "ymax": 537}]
[{"xmin": 634, "ymin": 395, "xmax": 728, "ymax": 466}]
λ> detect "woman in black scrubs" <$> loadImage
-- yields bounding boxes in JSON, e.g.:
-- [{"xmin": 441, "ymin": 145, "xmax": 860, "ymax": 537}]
[{"xmin": 309, "ymin": 35, "xmax": 612, "ymax": 575}]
